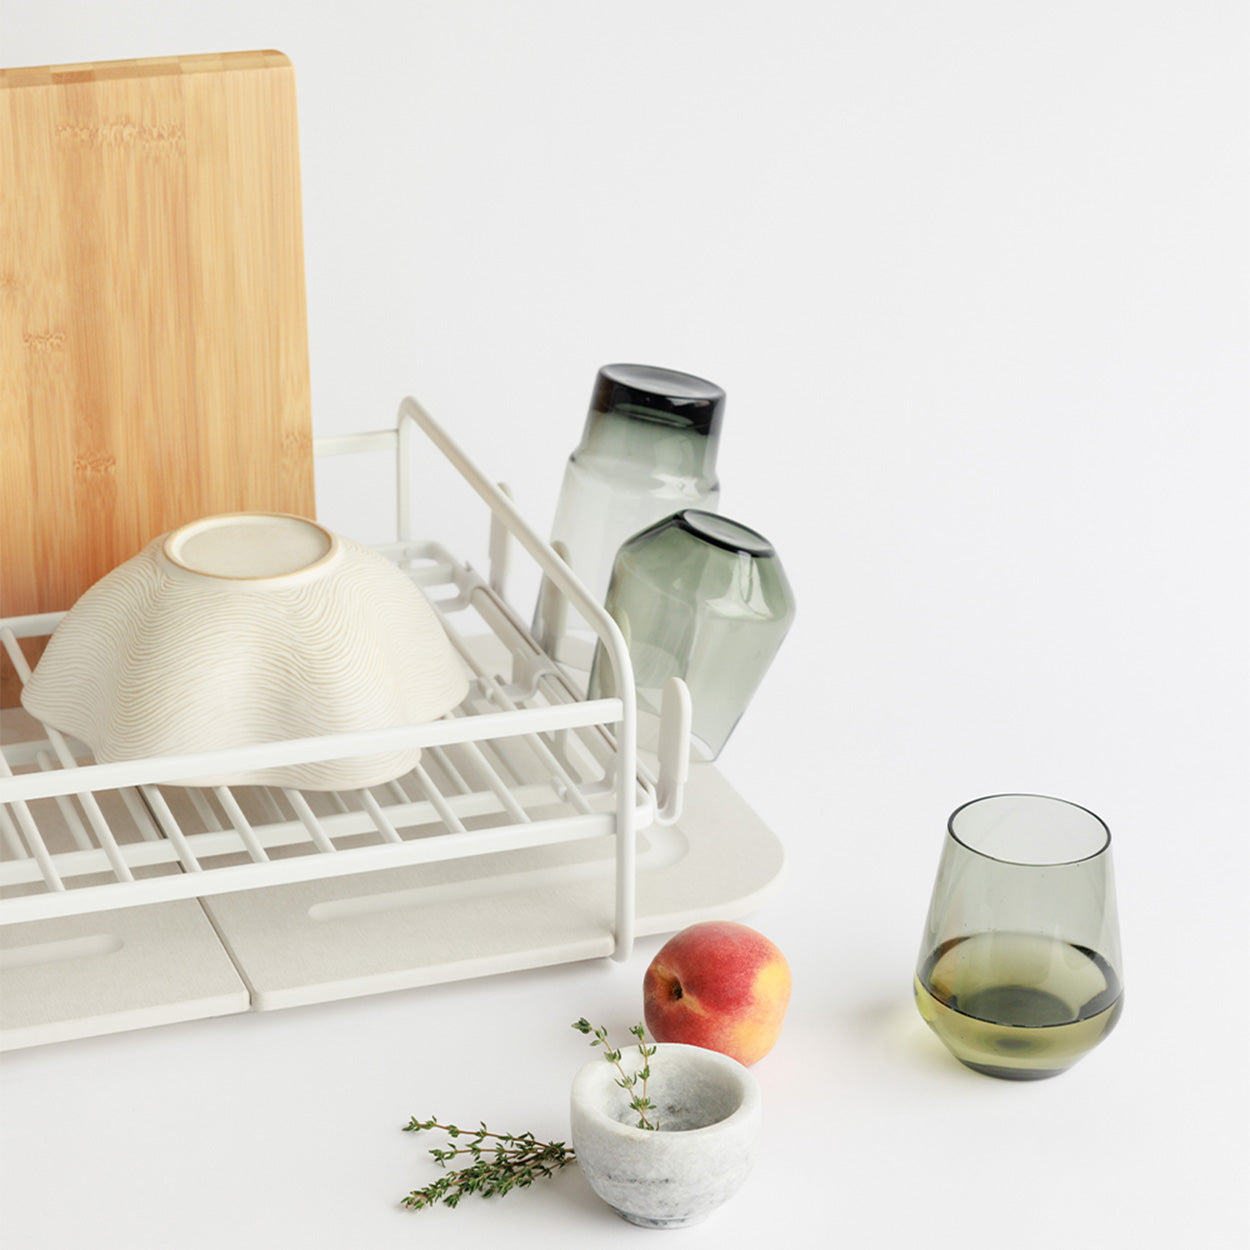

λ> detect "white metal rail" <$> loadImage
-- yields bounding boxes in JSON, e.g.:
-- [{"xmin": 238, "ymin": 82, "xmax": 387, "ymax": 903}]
[{"xmin": 0, "ymin": 401, "xmax": 685, "ymax": 960}]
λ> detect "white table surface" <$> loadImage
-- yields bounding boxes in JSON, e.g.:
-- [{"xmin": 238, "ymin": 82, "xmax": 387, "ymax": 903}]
[{"xmin": 2, "ymin": 4, "xmax": 1247, "ymax": 1246}]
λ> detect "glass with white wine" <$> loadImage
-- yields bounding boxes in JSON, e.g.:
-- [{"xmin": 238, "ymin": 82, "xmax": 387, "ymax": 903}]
[{"xmin": 914, "ymin": 794, "xmax": 1123, "ymax": 1080}]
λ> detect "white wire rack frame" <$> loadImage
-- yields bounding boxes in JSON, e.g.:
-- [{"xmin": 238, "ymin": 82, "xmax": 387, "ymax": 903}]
[{"xmin": 0, "ymin": 398, "xmax": 684, "ymax": 961}]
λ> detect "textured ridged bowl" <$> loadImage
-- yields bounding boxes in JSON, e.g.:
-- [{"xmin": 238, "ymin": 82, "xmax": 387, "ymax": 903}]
[
  {"xmin": 570, "ymin": 1043, "xmax": 761, "ymax": 1229},
  {"xmin": 21, "ymin": 513, "xmax": 469, "ymax": 790}
]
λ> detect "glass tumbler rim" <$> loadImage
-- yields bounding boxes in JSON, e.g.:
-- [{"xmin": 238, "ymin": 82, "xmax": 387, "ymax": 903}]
[
  {"xmin": 591, "ymin": 363, "xmax": 726, "ymax": 436},
  {"xmin": 675, "ymin": 509, "xmax": 777, "ymax": 557},
  {"xmin": 947, "ymin": 793, "xmax": 1111, "ymax": 867}
]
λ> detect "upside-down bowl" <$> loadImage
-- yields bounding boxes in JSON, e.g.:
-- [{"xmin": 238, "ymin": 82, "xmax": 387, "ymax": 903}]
[{"xmin": 21, "ymin": 513, "xmax": 469, "ymax": 790}]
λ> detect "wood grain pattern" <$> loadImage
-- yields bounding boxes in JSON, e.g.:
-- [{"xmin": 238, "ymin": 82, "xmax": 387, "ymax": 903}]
[{"xmin": 0, "ymin": 51, "xmax": 315, "ymax": 704}]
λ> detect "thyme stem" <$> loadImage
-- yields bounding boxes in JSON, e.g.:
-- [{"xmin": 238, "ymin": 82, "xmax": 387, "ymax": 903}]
[
  {"xmin": 572, "ymin": 1018, "xmax": 659, "ymax": 1129},
  {"xmin": 400, "ymin": 1118, "xmax": 575, "ymax": 1210},
  {"xmin": 399, "ymin": 1020, "xmax": 661, "ymax": 1210}
]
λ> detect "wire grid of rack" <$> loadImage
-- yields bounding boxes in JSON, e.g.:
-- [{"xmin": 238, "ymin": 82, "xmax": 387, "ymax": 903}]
[{"xmin": 0, "ymin": 400, "xmax": 671, "ymax": 962}]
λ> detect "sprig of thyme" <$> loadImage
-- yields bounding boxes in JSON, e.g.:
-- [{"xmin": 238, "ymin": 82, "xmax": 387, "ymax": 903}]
[
  {"xmin": 400, "ymin": 1020, "xmax": 659, "ymax": 1210},
  {"xmin": 400, "ymin": 1120, "xmax": 574, "ymax": 1209},
  {"xmin": 572, "ymin": 1018, "xmax": 658, "ymax": 1129}
]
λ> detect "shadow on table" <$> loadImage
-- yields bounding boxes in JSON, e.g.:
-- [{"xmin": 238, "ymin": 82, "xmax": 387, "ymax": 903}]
[{"xmin": 849, "ymin": 994, "xmax": 964, "ymax": 1077}]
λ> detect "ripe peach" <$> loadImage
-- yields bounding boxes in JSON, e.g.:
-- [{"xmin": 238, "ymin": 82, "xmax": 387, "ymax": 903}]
[{"xmin": 643, "ymin": 920, "xmax": 791, "ymax": 1066}]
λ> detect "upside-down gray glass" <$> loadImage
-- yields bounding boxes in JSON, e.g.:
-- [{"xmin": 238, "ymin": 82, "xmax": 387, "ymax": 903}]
[
  {"xmin": 542, "ymin": 363, "xmax": 725, "ymax": 612},
  {"xmin": 587, "ymin": 509, "xmax": 795, "ymax": 759},
  {"xmin": 914, "ymin": 794, "xmax": 1123, "ymax": 1080}
]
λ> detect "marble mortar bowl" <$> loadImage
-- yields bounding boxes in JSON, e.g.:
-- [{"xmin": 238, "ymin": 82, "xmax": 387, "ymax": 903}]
[
  {"xmin": 20, "ymin": 513, "xmax": 469, "ymax": 790},
  {"xmin": 570, "ymin": 1042, "xmax": 762, "ymax": 1229}
]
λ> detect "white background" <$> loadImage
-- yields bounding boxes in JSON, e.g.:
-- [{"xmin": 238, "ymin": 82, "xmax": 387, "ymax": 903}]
[{"xmin": 2, "ymin": 3, "xmax": 1247, "ymax": 1246}]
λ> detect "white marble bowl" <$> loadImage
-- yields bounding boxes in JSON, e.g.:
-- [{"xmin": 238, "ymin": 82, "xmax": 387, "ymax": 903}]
[
  {"xmin": 570, "ymin": 1043, "xmax": 761, "ymax": 1228},
  {"xmin": 21, "ymin": 513, "xmax": 469, "ymax": 790}
]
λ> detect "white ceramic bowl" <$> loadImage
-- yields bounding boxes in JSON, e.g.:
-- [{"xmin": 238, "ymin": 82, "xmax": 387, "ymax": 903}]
[{"xmin": 21, "ymin": 513, "xmax": 470, "ymax": 790}]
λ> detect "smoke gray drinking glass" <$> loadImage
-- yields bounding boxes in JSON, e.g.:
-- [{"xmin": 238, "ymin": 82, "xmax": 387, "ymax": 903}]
[
  {"xmin": 914, "ymin": 794, "xmax": 1124, "ymax": 1080},
  {"xmin": 539, "ymin": 364, "xmax": 725, "ymax": 618},
  {"xmin": 588, "ymin": 509, "xmax": 795, "ymax": 759}
]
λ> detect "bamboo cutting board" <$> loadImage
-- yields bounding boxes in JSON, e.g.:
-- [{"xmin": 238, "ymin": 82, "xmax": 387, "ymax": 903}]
[{"xmin": 0, "ymin": 51, "xmax": 315, "ymax": 704}]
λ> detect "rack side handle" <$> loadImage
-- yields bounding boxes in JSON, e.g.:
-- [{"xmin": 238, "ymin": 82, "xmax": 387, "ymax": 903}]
[{"xmin": 654, "ymin": 678, "xmax": 691, "ymax": 826}]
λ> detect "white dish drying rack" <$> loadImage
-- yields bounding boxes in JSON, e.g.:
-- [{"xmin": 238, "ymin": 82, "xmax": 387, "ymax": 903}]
[{"xmin": 0, "ymin": 399, "xmax": 784, "ymax": 1050}]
